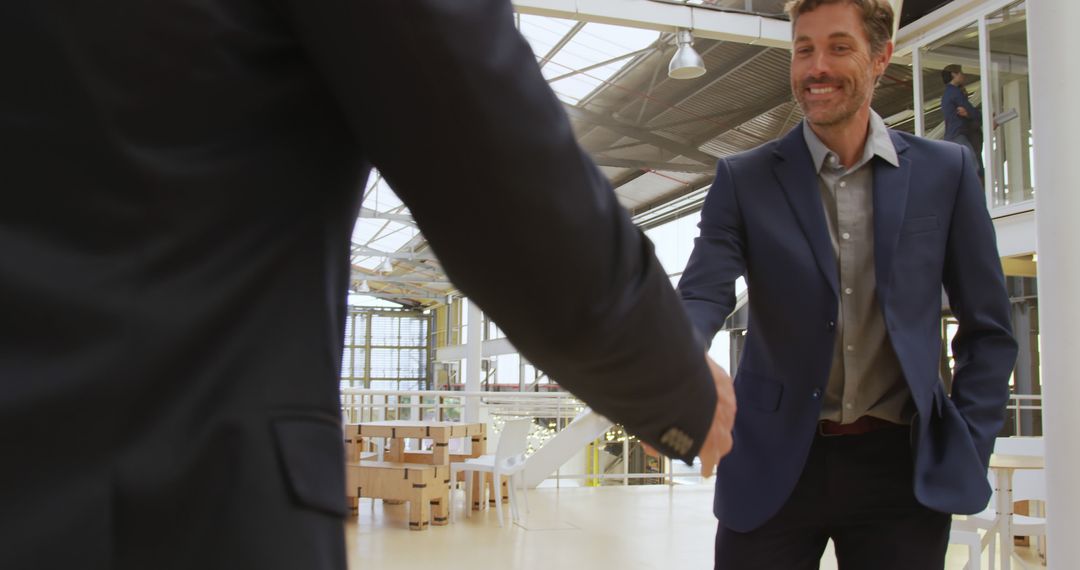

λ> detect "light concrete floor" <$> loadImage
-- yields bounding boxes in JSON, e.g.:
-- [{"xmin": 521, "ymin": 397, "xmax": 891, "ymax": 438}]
[{"xmin": 345, "ymin": 484, "xmax": 1044, "ymax": 570}]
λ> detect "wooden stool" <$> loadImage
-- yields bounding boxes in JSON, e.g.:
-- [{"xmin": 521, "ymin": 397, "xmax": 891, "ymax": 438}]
[{"xmin": 346, "ymin": 461, "xmax": 450, "ymax": 530}]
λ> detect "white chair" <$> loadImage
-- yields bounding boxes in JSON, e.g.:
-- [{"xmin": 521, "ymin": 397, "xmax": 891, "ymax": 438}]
[
  {"xmin": 950, "ymin": 520, "xmax": 997, "ymax": 570},
  {"xmin": 451, "ymin": 419, "xmax": 531, "ymax": 527}
]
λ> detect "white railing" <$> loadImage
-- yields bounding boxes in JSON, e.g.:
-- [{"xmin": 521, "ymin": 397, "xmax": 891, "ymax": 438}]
[
  {"xmin": 1006, "ymin": 393, "xmax": 1043, "ymax": 437},
  {"xmin": 339, "ymin": 388, "xmax": 691, "ymax": 486},
  {"xmin": 340, "ymin": 388, "xmax": 586, "ymax": 423}
]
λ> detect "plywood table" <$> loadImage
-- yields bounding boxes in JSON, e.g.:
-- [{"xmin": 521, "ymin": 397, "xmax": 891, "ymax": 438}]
[
  {"xmin": 345, "ymin": 420, "xmax": 495, "ymax": 517},
  {"xmin": 349, "ymin": 420, "xmax": 487, "ymax": 465}
]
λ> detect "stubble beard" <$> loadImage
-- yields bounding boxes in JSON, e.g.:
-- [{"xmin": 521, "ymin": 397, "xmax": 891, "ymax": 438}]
[{"xmin": 794, "ymin": 74, "xmax": 871, "ymax": 129}]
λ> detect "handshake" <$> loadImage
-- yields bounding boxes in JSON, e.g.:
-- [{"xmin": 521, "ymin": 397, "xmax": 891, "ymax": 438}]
[
  {"xmin": 643, "ymin": 353, "xmax": 736, "ymax": 479},
  {"xmin": 698, "ymin": 354, "xmax": 736, "ymax": 479}
]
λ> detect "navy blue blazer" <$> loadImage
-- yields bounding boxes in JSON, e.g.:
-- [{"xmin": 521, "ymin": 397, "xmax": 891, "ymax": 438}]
[{"xmin": 679, "ymin": 125, "xmax": 1018, "ymax": 532}]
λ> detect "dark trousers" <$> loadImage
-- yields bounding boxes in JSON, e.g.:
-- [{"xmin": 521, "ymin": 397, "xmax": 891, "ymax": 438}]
[{"xmin": 715, "ymin": 426, "xmax": 951, "ymax": 569}]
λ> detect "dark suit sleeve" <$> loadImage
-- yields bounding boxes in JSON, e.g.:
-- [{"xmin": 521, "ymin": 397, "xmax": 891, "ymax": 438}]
[
  {"xmin": 942, "ymin": 145, "xmax": 1018, "ymax": 465},
  {"xmin": 940, "ymin": 90, "xmax": 958, "ymax": 120},
  {"xmin": 274, "ymin": 0, "xmax": 717, "ymax": 461},
  {"xmin": 677, "ymin": 158, "xmax": 747, "ymax": 346},
  {"xmin": 942, "ymin": 88, "xmax": 979, "ymax": 125}
]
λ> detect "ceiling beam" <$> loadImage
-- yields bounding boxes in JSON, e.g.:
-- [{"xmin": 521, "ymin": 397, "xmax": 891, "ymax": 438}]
[
  {"xmin": 512, "ymin": 0, "xmax": 790, "ymax": 47},
  {"xmin": 351, "ymin": 272, "xmax": 452, "ymax": 286},
  {"xmin": 608, "ymin": 168, "xmax": 649, "ymax": 190},
  {"xmin": 546, "ymin": 46, "xmax": 655, "ymax": 83},
  {"xmin": 359, "ymin": 207, "xmax": 417, "ymax": 228},
  {"xmin": 648, "ymin": 98, "xmax": 785, "ymax": 131},
  {"xmin": 607, "ymin": 38, "xmax": 726, "ymax": 125},
  {"xmin": 349, "ymin": 291, "xmax": 425, "ymax": 305},
  {"xmin": 629, "ymin": 176, "xmax": 715, "ymax": 227},
  {"xmin": 685, "ymin": 91, "xmax": 795, "ymax": 147},
  {"xmin": 538, "ymin": 21, "xmax": 587, "ymax": 70},
  {"xmin": 592, "ymin": 156, "xmax": 715, "ymax": 173},
  {"xmin": 629, "ymin": 44, "xmax": 770, "ymax": 128},
  {"xmin": 563, "ymin": 105, "xmax": 717, "ymax": 165},
  {"xmin": 351, "ymin": 245, "xmax": 438, "ymax": 261},
  {"xmin": 359, "ymin": 279, "xmax": 449, "ymax": 299}
]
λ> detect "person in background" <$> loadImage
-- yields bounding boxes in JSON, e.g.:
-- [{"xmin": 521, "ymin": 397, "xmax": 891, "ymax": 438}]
[{"xmin": 941, "ymin": 63, "xmax": 985, "ymax": 179}]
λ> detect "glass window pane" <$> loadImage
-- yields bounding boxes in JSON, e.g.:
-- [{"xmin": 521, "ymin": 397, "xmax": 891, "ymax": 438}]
[
  {"xmin": 370, "ymin": 347, "xmax": 397, "ymax": 379},
  {"xmin": 352, "ymin": 348, "xmax": 366, "ymax": 378},
  {"xmin": 354, "ymin": 315, "xmax": 367, "ymax": 344},
  {"xmin": 340, "ymin": 347, "xmax": 352, "ymax": 378},
  {"xmin": 987, "ymin": 1, "xmax": 1034, "ymax": 207},
  {"xmin": 371, "ymin": 315, "xmax": 400, "ymax": 345},
  {"xmin": 342, "ymin": 309, "xmax": 429, "ymax": 386}
]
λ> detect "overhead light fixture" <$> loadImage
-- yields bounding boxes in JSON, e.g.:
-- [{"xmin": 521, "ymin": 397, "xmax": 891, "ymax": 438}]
[
  {"xmin": 357, "ymin": 280, "xmax": 370, "ymax": 293},
  {"xmin": 380, "ymin": 258, "xmax": 394, "ymax": 273},
  {"xmin": 668, "ymin": 29, "xmax": 706, "ymax": 80}
]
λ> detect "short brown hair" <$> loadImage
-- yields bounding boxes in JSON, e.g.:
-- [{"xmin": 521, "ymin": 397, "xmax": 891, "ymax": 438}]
[{"xmin": 785, "ymin": 0, "xmax": 895, "ymax": 55}]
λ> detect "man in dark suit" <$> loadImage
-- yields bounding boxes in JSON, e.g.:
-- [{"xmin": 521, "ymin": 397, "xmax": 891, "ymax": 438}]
[
  {"xmin": 677, "ymin": 0, "xmax": 1017, "ymax": 567},
  {"xmin": 940, "ymin": 63, "xmax": 985, "ymax": 179},
  {"xmin": 0, "ymin": 1, "xmax": 735, "ymax": 568}
]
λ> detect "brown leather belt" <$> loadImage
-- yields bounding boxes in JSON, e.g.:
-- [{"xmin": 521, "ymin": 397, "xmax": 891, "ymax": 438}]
[{"xmin": 818, "ymin": 415, "xmax": 905, "ymax": 436}]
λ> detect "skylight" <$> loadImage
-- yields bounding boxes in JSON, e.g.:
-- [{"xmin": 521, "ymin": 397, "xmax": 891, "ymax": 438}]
[
  {"xmin": 364, "ymin": 173, "xmax": 407, "ymax": 213},
  {"xmin": 520, "ymin": 16, "xmax": 660, "ymax": 105}
]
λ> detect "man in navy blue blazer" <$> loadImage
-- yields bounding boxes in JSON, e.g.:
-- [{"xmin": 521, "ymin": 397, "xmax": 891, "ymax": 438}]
[{"xmin": 678, "ymin": 0, "xmax": 1017, "ymax": 567}]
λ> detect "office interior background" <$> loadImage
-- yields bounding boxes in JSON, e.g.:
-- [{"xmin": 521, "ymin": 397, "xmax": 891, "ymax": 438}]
[{"xmin": 337, "ymin": 1, "xmax": 1078, "ymax": 568}]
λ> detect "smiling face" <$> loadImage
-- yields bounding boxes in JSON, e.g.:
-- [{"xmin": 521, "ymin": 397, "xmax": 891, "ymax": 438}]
[{"xmin": 790, "ymin": 1, "xmax": 893, "ymax": 129}]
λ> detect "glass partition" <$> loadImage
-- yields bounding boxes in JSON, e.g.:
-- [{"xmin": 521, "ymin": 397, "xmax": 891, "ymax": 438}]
[
  {"xmin": 918, "ymin": 21, "xmax": 981, "ymax": 147},
  {"xmin": 911, "ymin": 2, "xmax": 1035, "ymax": 214},
  {"xmin": 986, "ymin": 1, "xmax": 1034, "ymax": 208}
]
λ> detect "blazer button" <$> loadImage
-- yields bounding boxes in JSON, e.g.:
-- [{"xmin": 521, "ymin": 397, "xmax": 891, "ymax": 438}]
[
  {"xmin": 827, "ymin": 321, "xmax": 836, "ymax": 330},
  {"xmin": 811, "ymin": 388, "xmax": 822, "ymax": 400}
]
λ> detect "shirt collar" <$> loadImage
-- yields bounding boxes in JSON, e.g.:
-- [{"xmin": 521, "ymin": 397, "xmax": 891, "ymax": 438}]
[{"xmin": 801, "ymin": 110, "xmax": 899, "ymax": 174}]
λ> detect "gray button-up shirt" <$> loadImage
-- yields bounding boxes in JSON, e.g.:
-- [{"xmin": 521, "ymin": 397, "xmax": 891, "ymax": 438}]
[{"xmin": 802, "ymin": 111, "xmax": 915, "ymax": 425}]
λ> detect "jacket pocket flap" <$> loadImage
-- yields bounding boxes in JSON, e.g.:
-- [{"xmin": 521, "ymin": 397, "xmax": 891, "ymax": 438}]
[
  {"xmin": 735, "ymin": 371, "xmax": 784, "ymax": 412},
  {"xmin": 901, "ymin": 215, "xmax": 938, "ymax": 234},
  {"xmin": 273, "ymin": 416, "xmax": 347, "ymax": 517}
]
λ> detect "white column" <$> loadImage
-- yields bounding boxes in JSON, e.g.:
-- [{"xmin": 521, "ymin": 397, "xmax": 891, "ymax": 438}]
[
  {"xmin": 1028, "ymin": 0, "xmax": 1080, "ymax": 565},
  {"xmin": 912, "ymin": 48, "xmax": 924, "ymax": 136},
  {"xmin": 519, "ymin": 357, "xmax": 526, "ymax": 392},
  {"xmin": 465, "ymin": 299, "xmax": 483, "ymax": 422},
  {"xmin": 1002, "ymin": 79, "xmax": 1031, "ymax": 204},
  {"xmin": 978, "ymin": 15, "xmax": 994, "ymax": 204}
]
